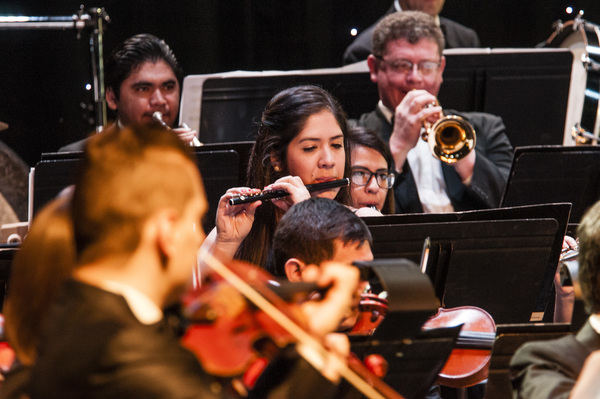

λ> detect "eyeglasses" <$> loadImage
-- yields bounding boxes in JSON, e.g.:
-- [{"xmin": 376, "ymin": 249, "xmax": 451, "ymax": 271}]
[
  {"xmin": 375, "ymin": 56, "xmax": 440, "ymax": 76},
  {"xmin": 351, "ymin": 167, "xmax": 395, "ymax": 189}
]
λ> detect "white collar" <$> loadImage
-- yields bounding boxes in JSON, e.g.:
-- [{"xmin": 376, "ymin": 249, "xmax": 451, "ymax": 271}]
[{"xmin": 97, "ymin": 280, "xmax": 163, "ymax": 325}]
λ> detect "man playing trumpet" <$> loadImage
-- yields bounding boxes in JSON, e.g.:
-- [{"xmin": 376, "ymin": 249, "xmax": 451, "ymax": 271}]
[
  {"xmin": 357, "ymin": 11, "xmax": 513, "ymax": 213},
  {"xmin": 60, "ymin": 34, "xmax": 200, "ymax": 151}
]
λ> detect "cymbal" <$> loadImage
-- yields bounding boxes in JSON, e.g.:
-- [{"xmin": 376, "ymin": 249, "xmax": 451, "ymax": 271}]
[{"xmin": 0, "ymin": 122, "xmax": 7, "ymax": 132}]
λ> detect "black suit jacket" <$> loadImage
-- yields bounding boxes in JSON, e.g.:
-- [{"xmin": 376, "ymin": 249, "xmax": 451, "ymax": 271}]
[
  {"xmin": 357, "ymin": 108, "xmax": 513, "ymax": 213},
  {"xmin": 343, "ymin": 6, "xmax": 481, "ymax": 65},
  {"xmin": 509, "ymin": 320, "xmax": 600, "ymax": 399},
  {"xmin": 29, "ymin": 279, "xmax": 336, "ymax": 399}
]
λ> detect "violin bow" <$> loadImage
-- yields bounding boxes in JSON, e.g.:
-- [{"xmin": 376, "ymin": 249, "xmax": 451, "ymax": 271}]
[{"xmin": 197, "ymin": 249, "xmax": 404, "ymax": 399}]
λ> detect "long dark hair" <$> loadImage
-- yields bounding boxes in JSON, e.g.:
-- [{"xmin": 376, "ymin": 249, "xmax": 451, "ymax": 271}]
[{"xmin": 236, "ymin": 85, "xmax": 352, "ymax": 267}]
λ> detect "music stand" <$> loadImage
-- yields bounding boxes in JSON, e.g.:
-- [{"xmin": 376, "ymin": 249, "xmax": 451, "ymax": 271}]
[
  {"xmin": 483, "ymin": 323, "xmax": 571, "ymax": 399},
  {"xmin": 500, "ymin": 145, "xmax": 600, "ymax": 223},
  {"xmin": 365, "ymin": 215, "xmax": 564, "ymax": 325},
  {"xmin": 362, "ymin": 202, "xmax": 570, "ymax": 263},
  {"xmin": 192, "ymin": 150, "xmax": 239, "ymax": 232},
  {"xmin": 192, "ymin": 141, "xmax": 254, "ymax": 186},
  {"xmin": 31, "ymin": 150, "xmax": 240, "ymax": 232},
  {"xmin": 350, "ymin": 259, "xmax": 459, "ymax": 399}
]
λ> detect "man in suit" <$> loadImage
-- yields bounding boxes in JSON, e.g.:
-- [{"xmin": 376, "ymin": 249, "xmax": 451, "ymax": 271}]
[
  {"xmin": 510, "ymin": 199, "xmax": 600, "ymax": 398},
  {"xmin": 357, "ymin": 11, "xmax": 512, "ymax": 214},
  {"xmin": 59, "ymin": 34, "xmax": 199, "ymax": 152},
  {"xmin": 343, "ymin": 0, "xmax": 480, "ymax": 65}
]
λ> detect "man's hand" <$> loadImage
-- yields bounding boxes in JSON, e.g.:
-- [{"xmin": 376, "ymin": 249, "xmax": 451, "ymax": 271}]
[
  {"xmin": 172, "ymin": 123, "xmax": 202, "ymax": 146},
  {"xmin": 389, "ymin": 89, "xmax": 441, "ymax": 171}
]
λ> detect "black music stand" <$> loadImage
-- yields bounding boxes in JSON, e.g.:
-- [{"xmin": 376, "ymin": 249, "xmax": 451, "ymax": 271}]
[
  {"xmin": 186, "ymin": 71, "xmax": 379, "ymax": 144},
  {"xmin": 482, "ymin": 323, "xmax": 571, "ymax": 399},
  {"xmin": 362, "ymin": 202, "xmax": 570, "ymax": 262},
  {"xmin": 192, "ymin": 141, "xmax": 254, "ymax": 186},
  {"xmin": 32, "ymin": 149, "xmax": 240, "ymax": 232},
  {"xmin": 500, "ymin": 145, "xmax": 600, "ymax": 223},
  {"xmin": 192, "ymin": 150, "xmax": 239, "ymax": 232},
  {"xmin": 364, "ymin": 209, "xmax": 567, "ymax": 325},
  {"xmin": 350, "ymin": 259, "xmax": 458, "ymax": 399}
]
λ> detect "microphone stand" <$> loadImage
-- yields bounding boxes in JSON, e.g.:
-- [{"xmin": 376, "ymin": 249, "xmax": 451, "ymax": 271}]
[{"xmin": 0, "ymin": 6, "xmax": 111, "ymax": 133}]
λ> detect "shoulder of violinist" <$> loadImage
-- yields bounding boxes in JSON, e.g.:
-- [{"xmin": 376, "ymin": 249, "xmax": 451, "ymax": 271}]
[
  {"xmin": 570, "ymin": 350, "xmax": 600, "ymax": 399},
  {"xmin": 202, "ymin": 187, "xmax": 262, "ymax": 262}
]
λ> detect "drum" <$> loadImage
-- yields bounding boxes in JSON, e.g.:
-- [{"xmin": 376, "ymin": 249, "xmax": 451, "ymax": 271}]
[{"xmin": 544, "ymin": 14, "xmax": 600, "ymax": 145}]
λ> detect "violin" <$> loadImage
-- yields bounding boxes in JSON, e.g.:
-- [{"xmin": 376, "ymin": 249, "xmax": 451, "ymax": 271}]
[
  {"xmin": 349, "ymin": 291, "xmax": 388, "ymax": 336},
  {"xmin": 181, "ymin": 250, "xmax": 405, "ymax": 399},
  {"xmin": 422, "ymin": 306, "xmax": 496, "ymax": 388}
]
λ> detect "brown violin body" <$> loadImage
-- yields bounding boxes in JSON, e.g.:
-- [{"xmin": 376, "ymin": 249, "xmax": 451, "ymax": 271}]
[
  {"xmin": 182, "ymin": 257, "xmax": 405, "ymax": 399},
  {"xmin": 422, "ymin": 306, "xmax": 496, "ymax": 388},
  {"xmin": 349, "ymin": 292, "xmax": 388, "ymax": 336},
  {"xmin": 181, "ymin": 264, "xmax": 301, "ymax": 377}
]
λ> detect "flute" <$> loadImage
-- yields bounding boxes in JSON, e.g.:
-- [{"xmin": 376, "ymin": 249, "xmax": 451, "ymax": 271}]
[
  {"xmin": 228, "ymin": 178, "xmax": 350, "ymax": 206},
  {"xmin": 152, "ymin": 111, "xmax": 202, "ymax": 146}
]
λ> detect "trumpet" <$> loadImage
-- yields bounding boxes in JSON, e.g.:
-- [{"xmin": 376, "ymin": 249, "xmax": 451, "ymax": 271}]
[
  {"xmin": 571, "ymin": 123, "xmax": 598, "ymax": 145},
  {"xmin": 421, "ymin": 103, "xmax": 476, "ymax": 164},
  {"xmin": 152, "ymin": 111, "xmax": 202, "ymax": 147}
]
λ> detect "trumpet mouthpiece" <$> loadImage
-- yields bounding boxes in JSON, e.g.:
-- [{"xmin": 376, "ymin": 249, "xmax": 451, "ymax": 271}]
[
  {"xmin": 152, "ymin": 112, "xmax": 170, "ymax": 129},
  {"xmin": 152, "ymin": 111, "xmax": 163, "ymax": 122}
]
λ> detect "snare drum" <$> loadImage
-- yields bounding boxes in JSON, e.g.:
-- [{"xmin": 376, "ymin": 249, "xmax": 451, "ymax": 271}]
[{"xmin": 544, "ymin": 14, "xmax": 600, "ymax": 144}]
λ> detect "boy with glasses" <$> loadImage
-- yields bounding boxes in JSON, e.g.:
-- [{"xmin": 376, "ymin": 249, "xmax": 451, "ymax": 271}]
[{"xmin": 347, "ymin": 125, "xmax": 396, "ymax": 214}]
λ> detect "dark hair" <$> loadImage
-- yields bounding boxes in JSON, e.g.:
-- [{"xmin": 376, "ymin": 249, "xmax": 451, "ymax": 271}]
[
  {"xmin": 4, "ymin": 197, "xmax": 75, "ymax": 365},
  {"xmin": 271, "ymin": 198, "xmax": 372, "ymax": 276},
  {"xmin": 372, "ymin": 10, "xmax": 445, "ymax": 58},
  {"xmin": 105, "ymin": 34, "xmax": 182, "ymax": 99},
  {"xmin": 346, "ymin": 124, "xmax": 395, "ymax": 214},
  {"xmin": 72, "ymin": 124, "xmax": 196, "ymax": 264},
  {"xmin": 235, "ymin": 85, "xmax": 352, "ymax": 268},
  {"xmin": 577, "ymin": 200, "xmax": 600, "ymax": 314}
]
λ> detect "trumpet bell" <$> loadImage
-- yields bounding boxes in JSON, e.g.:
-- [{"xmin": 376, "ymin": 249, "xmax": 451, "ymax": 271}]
[{"xmin": 424, "ymin": 115, "xmax": 476, "ymax": 164}]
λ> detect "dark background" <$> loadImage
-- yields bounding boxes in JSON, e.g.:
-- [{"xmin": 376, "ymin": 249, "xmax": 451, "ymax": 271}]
[{"xmin": 0, "ymin": 0, "xmax": 599, "ymax": 167}]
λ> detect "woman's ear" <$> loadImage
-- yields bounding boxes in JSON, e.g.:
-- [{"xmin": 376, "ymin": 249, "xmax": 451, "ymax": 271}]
[
  {"xmin": 270, "ymin": 154, "xmax": 282, "ymax": 172},
  {"xmin": 284, "ymin": 258, "xmax": 307, "ymax": 282}
]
